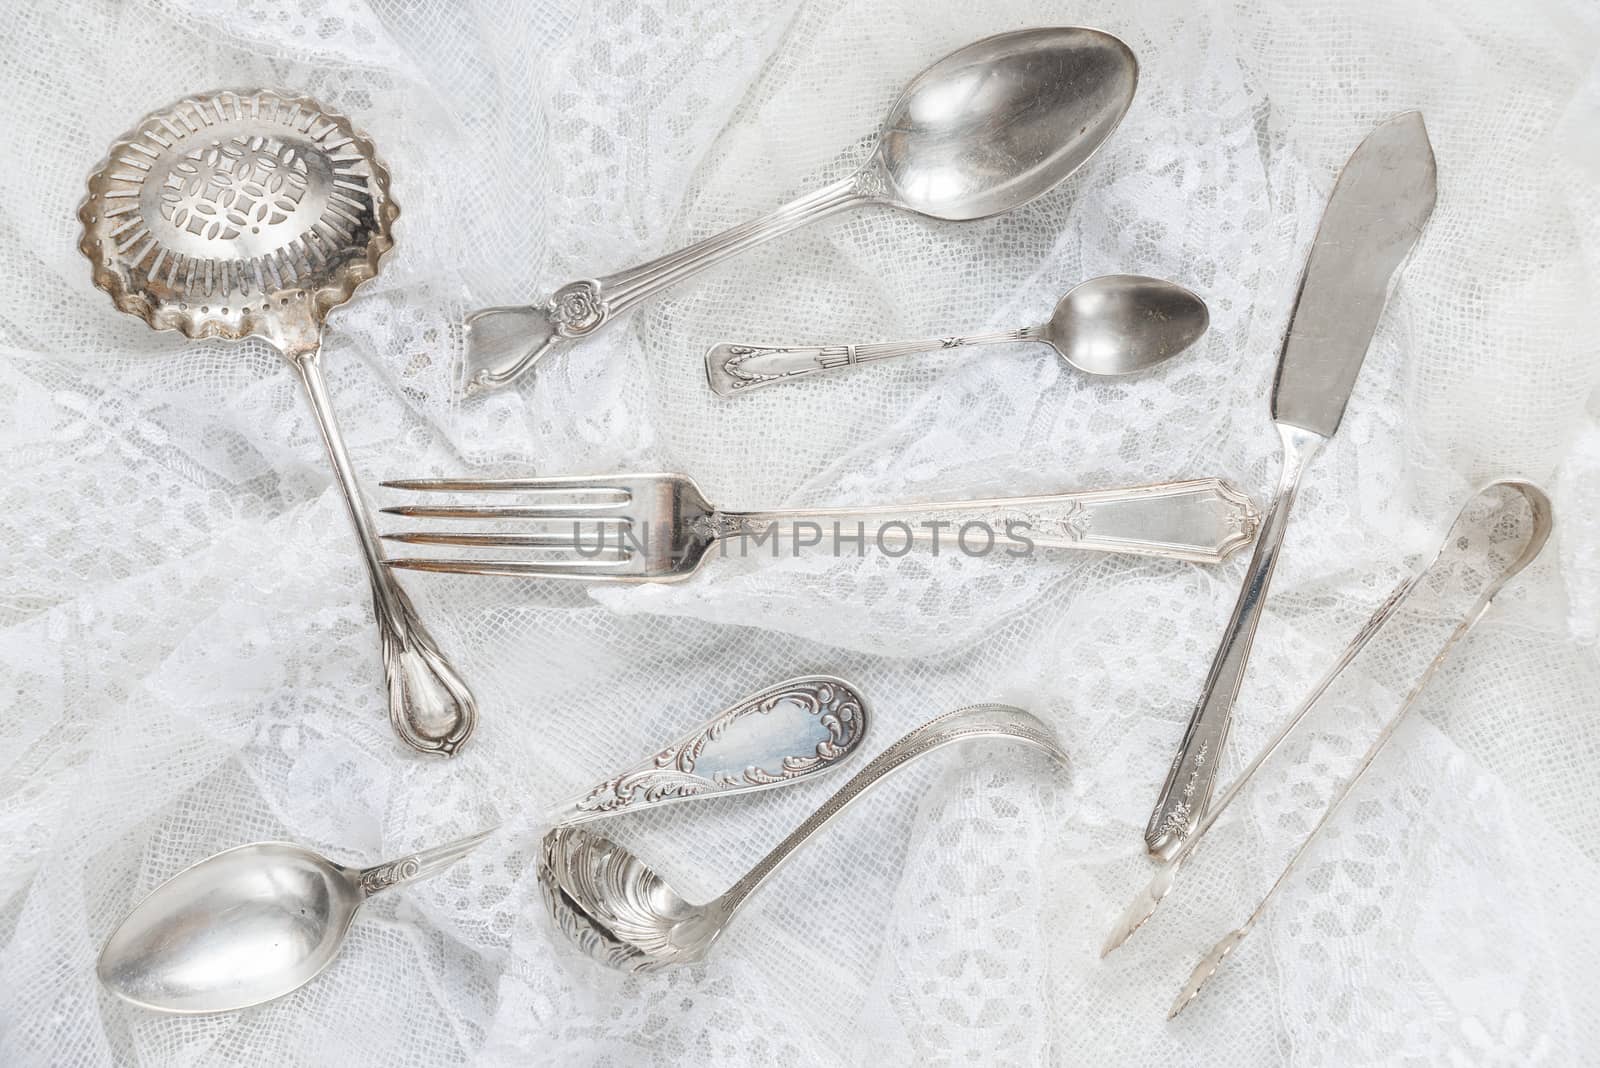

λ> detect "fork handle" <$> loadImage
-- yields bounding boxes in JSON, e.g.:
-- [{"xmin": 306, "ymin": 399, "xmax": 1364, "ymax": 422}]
[
  {"xmin": 705, "ymin": 327, "xmax": 1039, "ymax": 395},
  {"xmin": 720, "ymin": 478, "xmax": 1261, "ymax": 565}
]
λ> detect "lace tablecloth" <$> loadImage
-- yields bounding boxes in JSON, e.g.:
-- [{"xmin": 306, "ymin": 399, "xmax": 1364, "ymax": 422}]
[{"xmin": 2, "ymin": 0, "xmax": 1597, "ymax": 1064}]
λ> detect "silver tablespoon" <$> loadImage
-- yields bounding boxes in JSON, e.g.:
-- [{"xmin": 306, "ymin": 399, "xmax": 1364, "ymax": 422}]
[
  {"xmin": 462, "ymin": 27, "xmax": 1139, "ymax": 392},
  {"xmin": 96, "ymin": 676, "xmax": 866, "ymax": 1014},
  {"xmin": 539, "ymin": 703, "xmax": 1066, "ymax": 972},
  {"xmin": 704, "ymin": 275, "xmax": 1208, "ymax": 394}
]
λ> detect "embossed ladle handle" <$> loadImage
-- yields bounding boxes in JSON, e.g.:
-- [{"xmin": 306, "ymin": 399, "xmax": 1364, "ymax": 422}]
[
  {"xmin": 543, "ymin": 674, "xmax": 870, "ymax": 825},
  {"xmin": 711, "ymin": 704, "xmax": 1067, "ymax": 922}
]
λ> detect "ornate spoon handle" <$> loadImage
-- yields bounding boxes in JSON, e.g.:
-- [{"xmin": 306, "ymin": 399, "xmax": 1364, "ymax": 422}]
[
  {"xmin": 718, "ymin": 478, "xmax": 1261, "ymax": 564},
  {"xmin": 356, "ymin": 828, "xmax": 496, "ymax": 896},
  {"xmin": 704, "ymin": 326, "xmax": 1039, "ymax": 395},
  {"xmin": 289, "ymin": 349, "xmax": 477, "ymax": 756},
  {"xmin": 462, "ymin": 176, "xmax": 875, "ymax": 391},
  {"xmin": 712, "ymin": 704, "xmax": 1066, "ymax": 921}
]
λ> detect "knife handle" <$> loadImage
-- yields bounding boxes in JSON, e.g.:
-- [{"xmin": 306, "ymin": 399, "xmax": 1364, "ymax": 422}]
[{"xmin": 1144, "ymin": 424, "xmax": 1326, "ymax": 858}]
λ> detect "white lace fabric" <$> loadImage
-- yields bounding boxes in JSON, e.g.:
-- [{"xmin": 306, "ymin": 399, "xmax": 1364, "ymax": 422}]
[{"xmin": 2, "ymin": 0, "xmax": 1598, "ymax": 1064}]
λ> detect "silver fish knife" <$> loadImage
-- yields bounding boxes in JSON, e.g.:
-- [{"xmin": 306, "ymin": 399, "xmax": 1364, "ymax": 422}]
[{"xmin": 1145, "ymin": 112, "xmax": 1437, "ymax": 858}]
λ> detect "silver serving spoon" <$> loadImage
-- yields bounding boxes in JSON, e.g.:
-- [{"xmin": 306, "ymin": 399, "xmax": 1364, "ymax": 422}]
[
  {"xmin": 79, "ymin": 89, "xmax": 476, "ymax": 757},
  {"xmin": 703, "ymin": 275, "xmax": 1208, "ymax": 394},
  {"xmin": 462, "ymin": 27, "xmax": 1139, "ymax": 392},
  {"xmin": 97, "ymin": 676, "xmax": 866, "ymax": 1014},
  {"xmin": 540, "ymin": 703, "xmax": 1066, "ymax": 972}
]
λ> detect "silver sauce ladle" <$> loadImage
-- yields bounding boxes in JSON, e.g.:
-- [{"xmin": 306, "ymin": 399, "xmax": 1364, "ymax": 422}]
[{"xmin": 540, "ymin": 703, "xmax": 1067, "ymax": 971}]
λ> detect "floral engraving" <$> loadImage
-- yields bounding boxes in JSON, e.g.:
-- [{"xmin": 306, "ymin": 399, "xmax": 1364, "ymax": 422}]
[
  {"xmin": 853, "ymin": 164, "xmax": 888, "ymax": 199},
  {"xmin": 1158, "ymin": 741, "xmax": 1209, "ymax": 840},
  {"xmin": 548, "ymin": 281, "xmax": 607, "ymax": 336},
  {"xmin": 570, "ymin": 679, "xmax": 864, "ymax": 818},
  {"xmin": 1055, "ymin": 499, "xmax": 1092, "ymax": 541},
  {"xmin": 687, "ymin": 513, "xmax": 760, "ymax": 539},
  {"xmin": 159, "ymin": 136, "xmax": 309, "ymax": 241},
  {"xmin": 359, "ymin": 855, "xmax": 421, "ymax": 895}
]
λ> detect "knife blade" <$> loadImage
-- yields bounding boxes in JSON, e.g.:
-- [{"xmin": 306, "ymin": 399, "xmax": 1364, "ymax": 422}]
[
  {"xmin": 1145, "ymin": 112, "xmax": 1437, "ymax": 859},
  {"xmin": 1272, "ymin": 111, "xmax": 1438, "ymax": 436}
]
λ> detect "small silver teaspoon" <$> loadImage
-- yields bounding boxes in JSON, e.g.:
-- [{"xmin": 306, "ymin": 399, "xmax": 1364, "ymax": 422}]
[
  {"xmin": 462, "ymin": 27, "xmax": 1139, "ymax": 391},
  {"xmin": 540, "ymin": 703, "xmax": 1067, "ymax": 972},
  {"xmin": 704, "ymin": 275, "xmax": 1209, "ymax": 394},
  {"xmin": 96, "ymin": 677, "xmax": 866, "ymax": 1014}
]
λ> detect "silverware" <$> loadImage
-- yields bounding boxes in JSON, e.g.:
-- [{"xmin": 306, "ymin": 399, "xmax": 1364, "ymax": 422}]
[
  {"xmin": 704, "ymin": 275, "xmax": 1208, "ymax": 395},
  {"xmin": 539, "ymin": 703, "xmax": 1067, "ymax": 971},
  {"xmin": 79, "ymin": 89, "xmax": 477, "ymax": 757},
  {"xmin": 461, "ymin": 27, "xmax": 1138, "ymax": 392},
  {"xmin": 97, "ymin": 676, "xmax": 868, "ymax": 1014},
  {"xmin": 545, "ymin": 675, "xmax": 867, "ymax": 825},
  {"xmin": 377, "ymin": 473, "xmax": 1261, "ymax": 581},
  {"xmin": 1105, "ymin": 481, "xmax": 1551, "ymax": 958},
  {"xmin": 1126, "ymin": 481, "xmax": 1550, "ymax": 1018},
  {"xmin": 1145, "ymin": 112, "xmax": 1438, "ymax": 857}
]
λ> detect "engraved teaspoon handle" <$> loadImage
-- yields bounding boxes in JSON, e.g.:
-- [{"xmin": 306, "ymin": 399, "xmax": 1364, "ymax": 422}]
[
  {"xmin": 462, "ymin": 176, "xmax": 876, "ymax": 391},
  {"xmin": 722, "ymin": 478, "xmax": 1261, "ymax": 564},
  {"xmin": 704, "ymin": 326, "xmax": 1041, "ymax": 395},
  {"xmin": 713, "ymin": 704, "xmax": 1067, "ymax": 921},
  {"xmin": 289, "ymin": 350, "xmax": 478, "ymax": 756}
]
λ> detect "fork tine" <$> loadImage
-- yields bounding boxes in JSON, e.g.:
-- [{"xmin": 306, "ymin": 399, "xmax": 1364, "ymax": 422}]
[
  {"xmin": 382, "ymin": 530, "xmax": 623, "ymax": 549},
  {"xmin": 381, "ymin": 477, "xmax": 631, "ymax": 496},
  {"xmin": 380, "ymin": 504, "xmax": 629, "ymax": 520},
  {"xmin": 386, "ymin": 558, "xmax": 640, "ymax": 579}
]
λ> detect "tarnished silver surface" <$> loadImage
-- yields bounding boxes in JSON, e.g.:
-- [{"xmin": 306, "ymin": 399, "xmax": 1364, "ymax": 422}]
[
  {"xmin": 79, "ymin": 89, "xmax": 476, "ymax": 756},
  {"xmin": 538, "ymin": 704, "xmax": 1067, "ymax": 972},
  {"xmin": 461, "ymin": 28, "xmax": 1138, "ymax": 391},
  {"xmin": 378, "ymin": 472, "xmax": 1260, "ymax": 582},
  {"xmin": 1147, "ymin": 481, "xmax": 1551, "ymax": 1017},
  {"xmin": 705, "ymin": 275, "xmax": 1208, "ymax": 395},
  {"xmin": 96, "ymin": 675, "xmax": 869, "ymax": 1014},
  {"xmin": 1145, "ymin": 112, "xmax": 1438, "ymax": 857}
]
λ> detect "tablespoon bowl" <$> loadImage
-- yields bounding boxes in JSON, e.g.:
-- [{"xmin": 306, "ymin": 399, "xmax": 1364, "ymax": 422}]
[
  {"xmin": 876, "ymin": 27, "xmax": 1138, "ymax": 220},
  {"xmin": 97, "ymin": 842, "xmax": 372, "ymax": 1014},
  {"xmin": 1048, "ymin": 274, "xmax": 1209, "ymax": 376}
]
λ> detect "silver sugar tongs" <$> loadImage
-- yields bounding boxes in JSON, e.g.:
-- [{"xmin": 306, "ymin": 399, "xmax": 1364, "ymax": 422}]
[{"xmin": 1099, "ymin": 480, "xmax": 1554, "ymax": 1016}]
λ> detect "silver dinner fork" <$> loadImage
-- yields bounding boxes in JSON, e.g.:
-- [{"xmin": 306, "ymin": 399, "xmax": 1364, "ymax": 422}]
[{"xmin": 379, "ymin": 473, "xmax": 1259, "ymax": 582}]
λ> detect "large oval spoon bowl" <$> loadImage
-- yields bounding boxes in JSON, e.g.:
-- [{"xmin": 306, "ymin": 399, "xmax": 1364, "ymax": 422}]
[
  {"xmin": 1051, "ymin": 274, "xmax": 1210, "ymax": 376},
  {"xmin": 878, "ymin": 27, "xmax": 1138, "ymax": 220},
  {"xmin": 98, "ymin": 843, "xmax": 364, "ymax": 1014}
]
